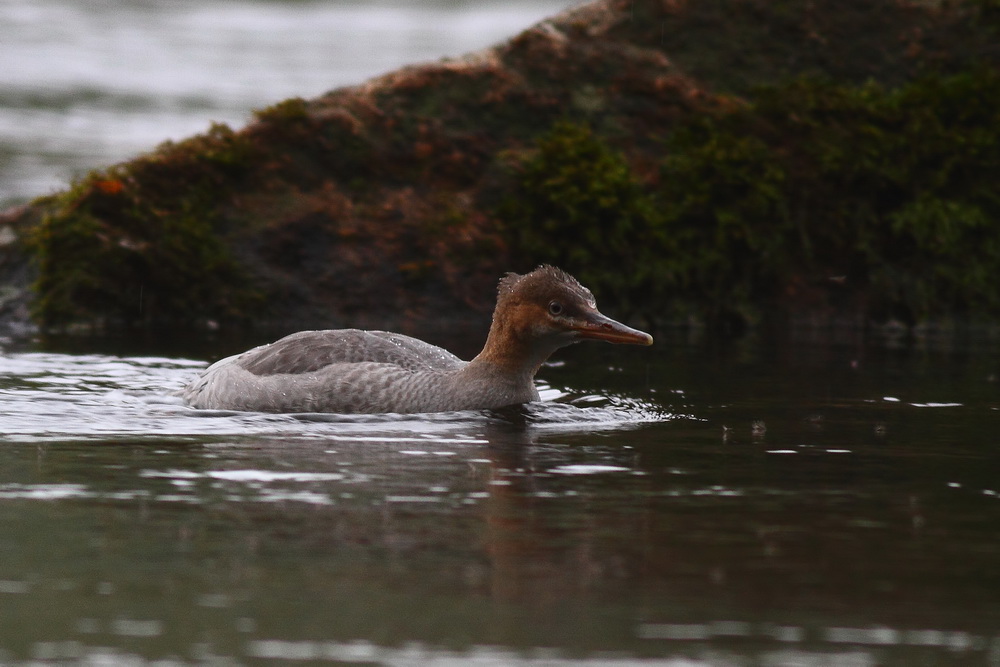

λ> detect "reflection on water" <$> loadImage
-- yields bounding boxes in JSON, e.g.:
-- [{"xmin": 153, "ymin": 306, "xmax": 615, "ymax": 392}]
[{"xmin": 1, "ymin": 334, "xmax": 999, "ymax": 664}]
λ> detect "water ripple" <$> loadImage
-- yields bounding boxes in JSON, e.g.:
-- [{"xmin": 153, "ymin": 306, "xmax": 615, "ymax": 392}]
[{"xmin": 1, "ymin": 352, "xmax": 671, "ymax": 445}]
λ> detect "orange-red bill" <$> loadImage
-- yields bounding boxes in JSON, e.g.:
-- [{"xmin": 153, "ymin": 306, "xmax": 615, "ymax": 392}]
[{"xmin": 573, "ymin": 312, "xmax": 653, "ymax": 346}]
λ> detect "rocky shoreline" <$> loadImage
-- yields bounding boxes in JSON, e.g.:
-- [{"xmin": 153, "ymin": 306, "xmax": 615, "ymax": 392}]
[{"xmin": 2, "ymin": 0, "xmax": 997, "ymax": 340}]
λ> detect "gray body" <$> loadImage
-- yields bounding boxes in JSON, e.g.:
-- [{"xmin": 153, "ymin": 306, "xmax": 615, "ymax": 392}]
[{"xmin": 179, "ymin": 329, "xmax": 539, "ymax": 414}]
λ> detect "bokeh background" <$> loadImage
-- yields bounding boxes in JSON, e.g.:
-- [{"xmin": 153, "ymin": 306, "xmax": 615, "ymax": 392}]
[{"xmin": 0, "ymin": 0, "xmax": 577, "ymax": 206}]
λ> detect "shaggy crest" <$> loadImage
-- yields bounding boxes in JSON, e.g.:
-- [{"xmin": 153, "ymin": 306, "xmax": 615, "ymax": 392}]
[{"xmin": 496, "ymin": 265, "xmax": 594, "ymax": 308}]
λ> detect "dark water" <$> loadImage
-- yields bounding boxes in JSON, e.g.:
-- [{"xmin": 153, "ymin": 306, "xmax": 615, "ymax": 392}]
[{"xmin": 1, "ymin": 331, "xmax": 998, "ymax": 664}]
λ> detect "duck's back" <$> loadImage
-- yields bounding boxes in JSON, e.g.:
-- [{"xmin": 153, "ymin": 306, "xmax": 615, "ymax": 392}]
[
  {"xmin": 180, "ymin": 329, "xmax": 467, "ymax": 413},
  {"xmin": 236, "ymin": 330, "xmax": 464, "ymax": 375}
]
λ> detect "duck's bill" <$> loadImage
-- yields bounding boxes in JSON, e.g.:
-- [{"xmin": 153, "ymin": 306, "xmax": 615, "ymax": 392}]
[{"xmin": 573, "ymin": 312, "xmax": 654, "ymax": 346}]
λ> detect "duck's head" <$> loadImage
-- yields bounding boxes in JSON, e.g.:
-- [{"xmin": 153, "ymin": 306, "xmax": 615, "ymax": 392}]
[{"xmin": 491, "ymin": 265, "xmax": 653, "ymax": 354}]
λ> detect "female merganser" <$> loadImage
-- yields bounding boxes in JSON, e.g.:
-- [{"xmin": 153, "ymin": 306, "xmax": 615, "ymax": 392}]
[{"xmin": 180, "ymin": 265, "xmax": 652, "ymax": 414}]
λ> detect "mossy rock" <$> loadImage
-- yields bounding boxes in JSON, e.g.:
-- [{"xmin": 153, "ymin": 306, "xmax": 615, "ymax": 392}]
[
  {"xmin": 14, "ymin": 0, "xmax": 1000, "ymax": 335},
  {"xmin": 499, "ymin": 68, "xmax": 1000, "ymax": 330},
  {"xmin": 29, "ymin": 144, "xmax": 262, "ymax": 330}
]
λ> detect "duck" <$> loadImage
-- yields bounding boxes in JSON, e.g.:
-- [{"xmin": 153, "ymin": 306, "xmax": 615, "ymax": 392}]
[{"xmin": 179, "ymin": 265, "xmax": 653, "ymax": 414}]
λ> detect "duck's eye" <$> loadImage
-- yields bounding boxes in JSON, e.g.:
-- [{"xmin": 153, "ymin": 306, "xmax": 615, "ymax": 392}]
[{"xmin": 548, "ymin": 301, "xmax": 564, "ymax": 316}]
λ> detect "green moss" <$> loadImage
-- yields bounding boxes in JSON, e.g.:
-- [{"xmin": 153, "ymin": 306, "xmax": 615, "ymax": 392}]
[
  {"xmin": 253, "ymin": 99, "xmax": 378, "ymax": 193},
  {"xmin": 500, "ymin": 69, "xmax": 1000, "ymax": 329},
  {"xmin": 659, "ymin": 70, "xmax": 1000, "ymax": 324},
  {"xmin": 29, "ymin": 132, "xmax": 263, "ymax": 330},
  {"xmin": 254, "ymin": 97, "xmax": 310, "ymax": 124},
  {"xmin": 498, "ymin": 122, "xmax": 664, "ymax": 321}
]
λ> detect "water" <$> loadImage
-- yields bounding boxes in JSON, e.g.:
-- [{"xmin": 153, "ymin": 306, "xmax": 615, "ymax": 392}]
[
  {"xmin": 1, "ymin": 332, "xmax": 999, "ymax": 664},
  {"xmin": 4, "ymin": 2, "xmax": 1000, "ymax": 661},
  {"xmin": 0, "ymin": 0, "xmax": 578, "ymax": 206}
]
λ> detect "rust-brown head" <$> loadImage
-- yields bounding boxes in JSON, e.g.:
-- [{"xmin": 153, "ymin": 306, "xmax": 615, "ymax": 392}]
[{"xmin": 492, "ymin": 265, "xmax": 653, "ymax": 351}]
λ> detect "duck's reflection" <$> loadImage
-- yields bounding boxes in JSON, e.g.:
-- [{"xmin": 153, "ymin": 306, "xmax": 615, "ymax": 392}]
[{"xmin": 476, "ymin": 414, "xmax": 643, "ymax": 606}]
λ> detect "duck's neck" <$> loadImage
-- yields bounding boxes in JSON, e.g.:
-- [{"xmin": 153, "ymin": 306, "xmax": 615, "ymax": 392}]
[
  {"xmin": 448, "ymin": 325, "xmax": 539, "ymax": 409},
  {"xmin": 444, "ymin": 307, "xmax": 569, "ymax": 410},
  {"xmin": 467, "ymin": 315, "xmax": 557, "ymax": 380}
]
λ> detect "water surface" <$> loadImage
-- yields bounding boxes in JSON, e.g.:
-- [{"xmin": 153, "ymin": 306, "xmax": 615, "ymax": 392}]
[
  {"xmin": 1, "ymin": 332, "xmax": 998, "ymax": 664},
  {"xmin": 0, "ymin": 0, "xmax": 578, "ymax": 205},
  {"xmin": 7, "ymin": 3, "xmax": 999, "ymax": 662}
]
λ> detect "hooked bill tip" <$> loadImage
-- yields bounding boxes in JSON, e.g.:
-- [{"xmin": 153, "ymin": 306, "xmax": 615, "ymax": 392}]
[{"xmin": 575, "ymin": 321, "xmax": 654, "ymax": 346}]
